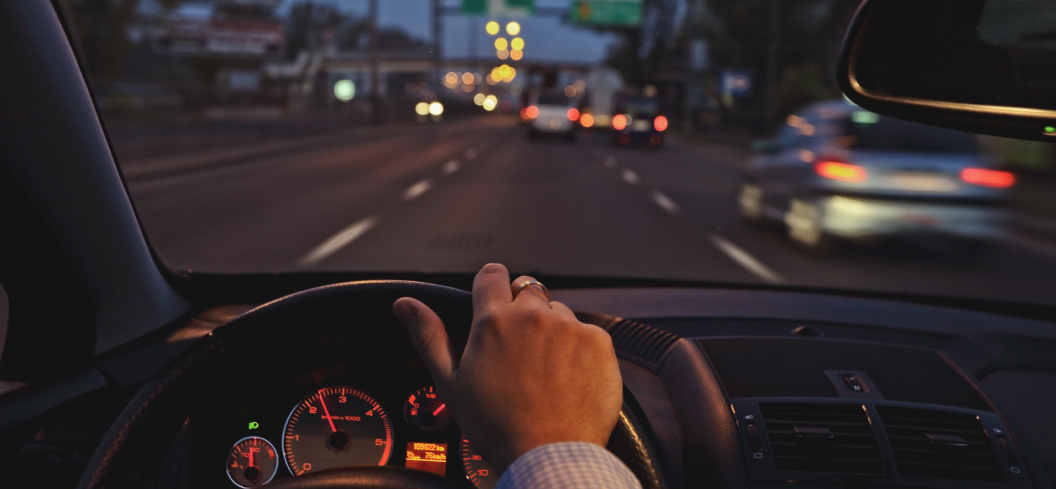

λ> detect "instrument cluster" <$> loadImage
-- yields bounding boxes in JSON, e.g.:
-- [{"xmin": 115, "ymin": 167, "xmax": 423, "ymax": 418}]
[{"xmin": 190, "ymin": 361, "xmax": 498, "ymax": 489}]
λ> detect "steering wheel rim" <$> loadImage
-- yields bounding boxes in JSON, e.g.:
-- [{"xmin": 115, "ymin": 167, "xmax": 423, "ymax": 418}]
[{"xmin": 76, "ymin": 280, "xmax": 660, "ymax": 489}]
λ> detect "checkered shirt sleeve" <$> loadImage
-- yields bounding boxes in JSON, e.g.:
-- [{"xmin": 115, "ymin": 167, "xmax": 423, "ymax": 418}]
[{"xmin": 496, "ymin": 442, "xmax": 642, "ymax": 489}]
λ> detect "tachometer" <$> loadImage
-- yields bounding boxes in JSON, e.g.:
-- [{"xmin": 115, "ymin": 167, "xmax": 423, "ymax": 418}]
[{"xmin": 282, "ymin": 386, "xmax": 393, "ymax": 475}]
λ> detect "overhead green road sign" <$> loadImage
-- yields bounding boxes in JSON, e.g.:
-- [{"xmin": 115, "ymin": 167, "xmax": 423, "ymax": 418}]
[
  {"xmin": 570, "ymin": 0, "xmax": 642, "ymax": 26},
  {"xmin": 461, "ymin": 0, "xmax": 535, "ymax": 16}
]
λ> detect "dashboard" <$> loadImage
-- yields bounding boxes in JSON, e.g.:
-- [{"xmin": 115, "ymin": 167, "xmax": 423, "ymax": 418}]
[{"xmin": 188, "ymin": 354, "xmax": 498, "ymax": 489}]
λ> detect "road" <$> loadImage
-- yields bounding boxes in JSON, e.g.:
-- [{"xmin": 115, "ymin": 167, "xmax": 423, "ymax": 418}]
[{"xmin": 124, "ymin": 115, "xmax": 1056, "ymax": 306}]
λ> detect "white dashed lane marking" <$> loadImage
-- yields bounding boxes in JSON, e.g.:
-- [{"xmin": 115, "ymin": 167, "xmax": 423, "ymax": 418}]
[
  {"xmin": 299, "ymin": 216, "xmax": 378, "ymax": 266},
  {"xmin": 651, "ymin": 191, "xmax": 680, "ymax": 214},
  {"xmin": 710, "ymin": 234, "xmax": 784, "ymax": 284},
  {"xmin": 465, "ymin": 148, "xmax": 478, "ymax": 160},
  {"xmin": 402, "ymin": 179, "xmax": 433, "ymax": 201},
  {"xmin": 442, "ymin": 160, "xmax": 461, "ymax": 174},
  {"xmin": 603, "ymin": 156, "xmax": 617, "ymax": 168},
  {"xmin": 621, "ymin": 169, "xmax": 639, "ymax": 184}
]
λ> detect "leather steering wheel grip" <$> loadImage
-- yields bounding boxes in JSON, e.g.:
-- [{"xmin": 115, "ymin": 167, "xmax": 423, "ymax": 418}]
[{"xmin": 263, "ymin": 467, "xmax": 468, "ymax": 489}]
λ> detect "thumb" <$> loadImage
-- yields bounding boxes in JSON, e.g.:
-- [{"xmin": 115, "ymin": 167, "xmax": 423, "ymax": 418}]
[{"xmin": 393, "ymin": 297, "xmax": 456, "ymax": 385}]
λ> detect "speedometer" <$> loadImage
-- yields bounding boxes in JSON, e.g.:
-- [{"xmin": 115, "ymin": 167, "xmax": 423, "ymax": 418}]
[{"xmin": 282, "ymin": 386, "xmax": 393, "ymax": 475}]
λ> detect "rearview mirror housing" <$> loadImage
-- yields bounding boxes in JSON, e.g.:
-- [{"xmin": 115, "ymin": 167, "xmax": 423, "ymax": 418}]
[{"xmin": 837, "ymin": 0, "xmax": 1056, "ymax": 142}]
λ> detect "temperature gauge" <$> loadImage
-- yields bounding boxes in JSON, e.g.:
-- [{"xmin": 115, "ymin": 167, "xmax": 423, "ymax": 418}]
[
  {"xmin": 226, "ymin": 437, "xmax": 278, "ymax": 488},
  {"xmin": 403, "ymin": 386, "xmax": 452, "ymax": 432}
]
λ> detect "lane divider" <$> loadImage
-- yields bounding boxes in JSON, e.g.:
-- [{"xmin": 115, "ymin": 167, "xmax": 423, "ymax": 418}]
[
  {"xmin": 710, "ymin": 234, "xmax": 784, "ymax": 284},
  {"xmin": 299, "ymin": 216, "xmax": 378, "ymax": 266},
  {"xmin": 442, "ymin": 160, "xmax": 461, "ymax": 174},
  {"xmin": 621, "ymin": 169, "xmax": 640, "ymax": 184},
  {"xmin": 603, "ymin": 156, "xmax": 617, "ymax": 169},
  {"xmin": 651, "ymin": 191, "xmax": 680, "ymax": 214},
  {"xmin": 403, "ymin": 179, "xmax": 433, "ymax": 201}
]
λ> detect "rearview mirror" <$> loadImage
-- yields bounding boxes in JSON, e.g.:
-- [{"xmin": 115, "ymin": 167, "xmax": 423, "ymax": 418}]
[{"xmin": 837, "ymin": 0, "xmax": 1056, "ymax": 142}]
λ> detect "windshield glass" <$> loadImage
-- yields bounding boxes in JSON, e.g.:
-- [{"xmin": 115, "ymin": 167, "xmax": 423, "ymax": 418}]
[{"xmin": 61, "ymin": 0, "xmax": 1056, "ymax": 307}]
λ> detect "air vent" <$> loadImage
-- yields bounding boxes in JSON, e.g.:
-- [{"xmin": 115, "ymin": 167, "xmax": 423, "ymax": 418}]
[
  {"xmin": 607, "ymin": 319, "xmax": 679, "ymax": 371},
  {"xmin": 877, "ymin": 406, "xmax": 1002, "ymax": 482},
  {"xmin": 2, "ymin": 440, "xmax": 96, "ymax": 489},
  {"xmin": 760, "ymin": 403, "xmax": 884, "ymax": 474}
]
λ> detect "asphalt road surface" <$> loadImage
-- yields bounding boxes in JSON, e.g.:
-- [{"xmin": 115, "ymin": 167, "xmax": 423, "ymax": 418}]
[{"xmin": 124, "ymin": 115, "xmax": 1056, "ymax": 306}]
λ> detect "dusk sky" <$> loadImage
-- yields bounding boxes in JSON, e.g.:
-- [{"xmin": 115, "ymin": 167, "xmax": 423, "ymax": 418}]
[{"xmin": 287, "ymin": 0, "xmax": 619, "ymax": 63}]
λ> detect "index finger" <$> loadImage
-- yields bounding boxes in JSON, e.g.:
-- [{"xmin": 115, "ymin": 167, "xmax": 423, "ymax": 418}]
[{"xmin": 472, "ymin": 263, "xmax": 513, "ymax": 314}]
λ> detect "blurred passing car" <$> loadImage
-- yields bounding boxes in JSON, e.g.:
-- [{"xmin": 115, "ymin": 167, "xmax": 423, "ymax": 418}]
[
  {"xmin": 611, "ymin": 95, "xmax": 668, "ymax": 147},
  {"xmin": 740, "ymin": 100, "xmax": 1014, "ymax": 250},
  {"xmin": 525, "ymin": 90, "xmax": 579, "ymax": 140}
]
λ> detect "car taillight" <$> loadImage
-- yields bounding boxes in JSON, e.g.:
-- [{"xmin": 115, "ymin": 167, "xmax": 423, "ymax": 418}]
[
  {"xmin": 612, "ymin": 114, "xmax": 627, "ymax": 131},
  {"xmin": 525, "ymin": 106, "xmax": 539, "ymax": 119},
  {"xmin": 815, "ymin": 161, "xmax": 867, "ymax": 182},
  {"xmin": 567, "ymin": 108, "xmax": 580, "ymax": 121},
  {"xmin": 654, "ymin": 115, "xmax": 668, "ymax": 132},
  {"xmin": 961, "ymin": 168, "xmax": 1015, "ymax": 188}
]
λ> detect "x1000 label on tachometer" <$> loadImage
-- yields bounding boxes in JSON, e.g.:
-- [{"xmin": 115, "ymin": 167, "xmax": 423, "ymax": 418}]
[{"xmin": 282, "ymin": 386, "xmax": 392, "ymax": 475}]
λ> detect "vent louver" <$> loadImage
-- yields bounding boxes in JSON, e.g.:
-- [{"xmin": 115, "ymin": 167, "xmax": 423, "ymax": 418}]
[
  {"xmin": 607, "ymin": 319, "xmax": 679, "ymax": 371},
  {"xmin": 877, "ymin": 406, "xmax": 1002, "ymax": 482},
  {"xmin": 760, "ymin": 403, "xmax": 884, "ymax": 474}
]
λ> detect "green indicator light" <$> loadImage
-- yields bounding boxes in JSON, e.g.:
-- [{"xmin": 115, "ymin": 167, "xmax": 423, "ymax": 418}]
[
  {"xmin": 248, "ymin": 421, "xmax": 260, "ymax": 430},
  {"xmin": 1044, "ymin": 126, "xmax": 1056, "ymax": 134}
]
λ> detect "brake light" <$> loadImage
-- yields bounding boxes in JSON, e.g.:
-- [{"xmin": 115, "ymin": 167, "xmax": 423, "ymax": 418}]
[
  {"xmin": 567, "ymin": 108, "xmax": 580, "ymax": 121},
  {"xmin": 612, "ymin": 114, "xmax": 627, "ymax": 131},
  {"xmin": 654, "ymin": 115, "xmax": 668, "ymax": 132},
  {"xmin": 525, "ymin": 106, "xmax": 539, "ymax": 119},
  {"xmin": 961, "ymin": 168, "xmax": 1015, "ymax": 188},
  {"xmin": 815, "ymin": 161, "xmax": 867, "ymax": 182}
]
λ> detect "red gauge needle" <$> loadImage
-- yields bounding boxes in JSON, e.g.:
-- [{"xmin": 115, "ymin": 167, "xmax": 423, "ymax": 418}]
[
  {"xmin": 432, "ymin": 403, "xmax": 446, "ymax": 416},
  {"xmin": 249, "ymin": 447, "xmax": 255, "ymax": 468},
  {"xmin": 318, "ymin": 390, "xmax": 337, "ymax": 433}
]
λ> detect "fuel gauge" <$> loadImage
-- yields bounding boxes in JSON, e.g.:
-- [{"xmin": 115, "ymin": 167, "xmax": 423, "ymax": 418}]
[
  {"xmin": 403, "ymin": 386, "xmax": 452, "ymax": 432},
  {"xmin": 226, "ymin": 437, "xmax": 278, "ymax": 488}
]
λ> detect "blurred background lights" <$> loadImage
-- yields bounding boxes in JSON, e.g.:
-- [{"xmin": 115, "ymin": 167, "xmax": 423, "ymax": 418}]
[
  {"xmin": 494, "ymin": 38, "xmax": 508, "ymax": 50},
  {"xmin": 428, "ymin": 102, "xmax": 444, "ymax": 116},
  {"xmin": 334, "ymin": 80, "xmax": 355, "ymax": 101},
  {"xmin": 473, "ymin": 93, "xmax": 486, "ymax": 106},
  {"xmin": 483, "ymin": 95, "xmax": 498, "ymax": 111},
  {"xmin": 485, "ymin": 21, "xmax": 499, "ymax": 35},
  {"xmin": 415, "ymin": 102, "xmax": 429, "ymax": 115},
  {"xmin": 511, "ymin": 38, "xmax": 524, "ymax": 50},
  {"xmin": 496, "ymin": 49, "xmax": 509, "ymax": 60},
  {"xmin": 506, "ymin": 21, "xmax": 520, "ymax": 35},
  {"xmin": 510, "ymin": 49, "xmax": 523, "ymax": 60},
  {"xmin": 461, "ymin": 72, "xmax": 474, "ymax": 85}
]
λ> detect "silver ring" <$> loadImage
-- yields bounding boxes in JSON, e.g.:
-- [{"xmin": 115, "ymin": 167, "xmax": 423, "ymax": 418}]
[{"xmin": 515, "ymin": 280, "xmax": 550, "ymax": 302}]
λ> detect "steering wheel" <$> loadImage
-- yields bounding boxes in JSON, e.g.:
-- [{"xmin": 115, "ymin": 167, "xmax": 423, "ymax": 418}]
[{"xmin": 76, "ymin": 281, "xmax": 662, "ymax": 489}]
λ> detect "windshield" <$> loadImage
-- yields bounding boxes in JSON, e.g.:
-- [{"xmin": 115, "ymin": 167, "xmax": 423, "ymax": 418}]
[
  {"xmin": 846, "ymin": 114, "xmax": 978, "ymax": 153},
  {"xmin": 61, "ymin": 0, "xmax": 1056, "ymax": 307}
]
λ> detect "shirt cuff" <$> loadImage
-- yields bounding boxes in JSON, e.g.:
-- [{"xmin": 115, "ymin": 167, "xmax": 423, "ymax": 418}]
[{"xmin": 495, "ymin": 442, "xmax": 642, "ymax": 489}]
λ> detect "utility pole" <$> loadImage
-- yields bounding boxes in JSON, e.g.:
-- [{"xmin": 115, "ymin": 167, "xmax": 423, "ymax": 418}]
[
  {"xmin": 369, "ymin": 0, "xmax": 381, "ymax": 124},
  {"xmin": 765, "ymin": 0, "xmax": 783, "ymax": 132},
  {"xmin": 432, "ymin": 0, "xmax": 442, "ymax": 96}
]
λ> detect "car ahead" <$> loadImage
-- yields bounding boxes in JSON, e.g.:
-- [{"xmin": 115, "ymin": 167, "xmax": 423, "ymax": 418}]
[
  {"xmin": 739, "ymin": 100, "xmax": 1014, "ymax": 250},
  {"xmin": 525, "ymin": 90, "xmax": 579, "ymax": 140},
  {"xmin": 611, "ymin": 95, "xmax": 668, "ymax": 147}
]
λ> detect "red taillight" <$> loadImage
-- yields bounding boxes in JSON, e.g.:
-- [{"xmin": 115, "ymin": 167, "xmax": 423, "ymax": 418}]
[
  {"xmin": 567, "ymin": 108, "xmax": 580, "ymax": 121},
  {"xmin": 961, "ymin": 168, "xmax": 1015, "ymax": 188},
  {"xmin": 815, "ymin": 161, "xmax": 867, "ymax": 182},
  {"xmin": 654, "ymin": 115, "xmax": 668, "ymax": 132},
  {"xmin": 525, "ymin": 106, "xmax": 539, "ymax": 119},
  {"xmin": 612, "ymin": 114, "xmax": 627, "ymax": 131}
]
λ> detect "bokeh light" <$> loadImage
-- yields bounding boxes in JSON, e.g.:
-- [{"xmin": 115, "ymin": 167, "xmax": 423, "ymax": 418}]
[
  {"xmin": 510, "ymin": 49, "xmax": 523, "ymax": 61},
  {"xmin": 483, "ymin": 95, "xmax": 498, "ymax": 111},
  {"xmin": 462, "ymin": 72, "xmax": 474, "ymax": 85},
  {"xmin": 511, "ymin": 38, "xmax": 524, "ymax": 50},
  {"xmin": 428, "ymin": 102, "xmax": 444, "ymax": 116},
  {"xmin": 485, "ymin": 21, "xmax": 500, "ymax": 35},
  {"xmin": 415, "ymin": 102, "xmax": 429, "ymax": 115},
  {"xmin": 506, "ymin": 21, "xmax": 520, "ymax": 35},
  {"xmin": 495, "ymin": 38, "xmax": 508, "ymax": 50},
  {"xmin": 334, "ymin": 80, "xmax": 355, "ymax": 101},
  {"xmin": 580, "ymin": 113, "xmax": 595, "ymax": 128},
  {"xmin": 473, "ymin": 93, "xmax": 486, "ymax": 106}
]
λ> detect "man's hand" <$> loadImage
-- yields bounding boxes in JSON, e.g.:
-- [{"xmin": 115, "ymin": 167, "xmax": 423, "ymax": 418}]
[{"xmin": 393, "ymin": 263, "xmax": 623, "ymax": 472}]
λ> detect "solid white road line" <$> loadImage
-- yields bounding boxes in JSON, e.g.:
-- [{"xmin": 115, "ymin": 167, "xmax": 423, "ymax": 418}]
[
  {"xmin": 465, "ymin": 148, "xmax": 478, "ymax": 160},
  {"xmin": 299, "ymin": 217, "xmax": 378, "ymax": 266},
  {"xmin": 651, "ymin": 191, "xmax": 680, "ymax": 214},
  {"xmin": 710, "ymin": 234, "xmax": 784, "ymax": 284},
  {"xmin": 603, "ymin": 156, "xmax": 617, "ymax": 168},
  {"xmin": 442, "ymin": 160, "xmax": 461, "ymax": 174},
  {"xmin": 621, "ymin": 169, "xmax": 639, "ymax": 184},
  {"xmin": 402, "ymin": 179, "xmax": 433, "ymax": 201}
]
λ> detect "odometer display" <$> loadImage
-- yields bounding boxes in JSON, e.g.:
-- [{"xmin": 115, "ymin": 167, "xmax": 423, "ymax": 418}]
[{"xmin": 282, "ymin": 386, "xmax": 393, "ymax": 475}]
